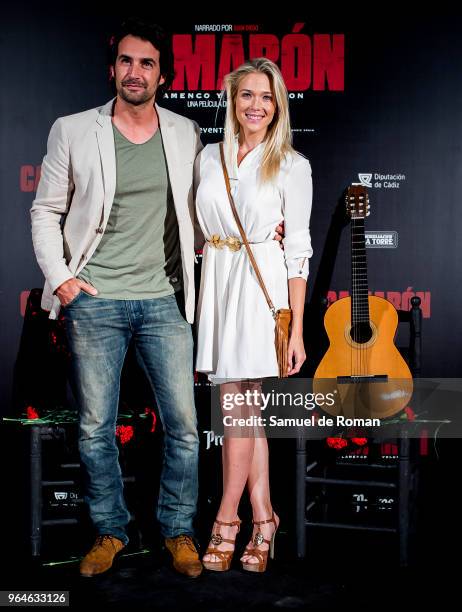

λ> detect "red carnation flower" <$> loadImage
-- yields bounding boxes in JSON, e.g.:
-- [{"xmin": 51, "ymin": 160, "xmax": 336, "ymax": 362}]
[
  {"xmin": 116, "ymin": 425, "xmax": 134, "ymax": 445},
  {"xmin": 351, "ymin": 437, "xmax": 368, "ymax": 446},
  {"xmin": 326, "ymin": 437, "xmax": 348, "ymax": 450},
  {"xmin": 144, "ymin": 407, "xmax": 157, "ymax": 433},
  {"xmin": 26, "ymin": 406, "xmax": 39, "ymax": 420}
]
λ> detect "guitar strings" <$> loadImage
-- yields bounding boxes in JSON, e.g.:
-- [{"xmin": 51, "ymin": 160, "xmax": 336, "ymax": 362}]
[
  {"xmin": 352, "ymin": 202, "xmax": 367, "ymax": 377},
  {"xmin": 358, "ymin": 210, "xmax": 365, "ymax": 377},
  {"xmin": 360, "ymin": 200, "xmax": 368, "ymax": 377},
  {"xmin": 358, "ymin": 212, "xmax": 363, "ymax": 377},
  {"xmin": 352, "ymin": 205, "xmax": 354, "ymax": 375},
  {"xmin": 352, "ymin": 208, "xmax": 356, "ymax": 376}
]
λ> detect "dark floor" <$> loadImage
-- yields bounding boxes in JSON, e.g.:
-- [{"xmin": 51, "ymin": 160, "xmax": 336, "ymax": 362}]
[
  {"xmin": 2, "ymin": 427, "xmax": 457, "ymax": 610},
  {"xmin": 3, "ymin": 524, "xmax": 452, "ymax": 612}
]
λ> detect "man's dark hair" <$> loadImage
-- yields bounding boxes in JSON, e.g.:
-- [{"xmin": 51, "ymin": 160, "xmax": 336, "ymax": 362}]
[{"xmin": 108, "ymin": 17, "xmax": 175, "ymax": 99}]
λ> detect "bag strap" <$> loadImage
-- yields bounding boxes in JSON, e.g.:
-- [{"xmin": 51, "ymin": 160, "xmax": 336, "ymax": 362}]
[{"xmin": 219, "ymin": 142, "xmax": 276, "ymax": 318}]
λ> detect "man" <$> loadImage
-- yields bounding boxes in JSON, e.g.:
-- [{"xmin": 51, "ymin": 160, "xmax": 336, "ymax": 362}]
[{"xmin": 31, "ymin": 18, "xmax": 203, "ymax": 578}]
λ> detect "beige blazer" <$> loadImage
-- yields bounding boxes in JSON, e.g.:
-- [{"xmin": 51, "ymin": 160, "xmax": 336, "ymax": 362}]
[{"xmin": 31, "ymin": 99, "xmax": 203, "ymax": 323}]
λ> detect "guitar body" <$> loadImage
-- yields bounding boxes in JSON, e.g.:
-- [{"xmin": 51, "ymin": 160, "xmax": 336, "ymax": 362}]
[{"xmin": 314, "ymin": 295, "xmax": 413, "ymax": 418}]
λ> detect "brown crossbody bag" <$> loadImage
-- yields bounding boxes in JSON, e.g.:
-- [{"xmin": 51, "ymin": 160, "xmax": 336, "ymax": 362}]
[{"xmin": 219, "ymin": 142, "xmax": 292, "ymax": 378}]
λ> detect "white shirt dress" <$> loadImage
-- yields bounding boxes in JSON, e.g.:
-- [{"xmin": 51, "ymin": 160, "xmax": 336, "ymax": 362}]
[{"xmin": 194, "ymin": 140, "xmax": 313, "ymax": 382}]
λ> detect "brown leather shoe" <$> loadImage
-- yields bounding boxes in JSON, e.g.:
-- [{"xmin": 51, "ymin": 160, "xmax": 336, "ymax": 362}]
[
  {"xmin": 79, "ymin": 535, "xmax": 125, "ymax": 577},
  {"xmin": 165, "ymin": 535, "xmax": 203, "ymax": 578}
]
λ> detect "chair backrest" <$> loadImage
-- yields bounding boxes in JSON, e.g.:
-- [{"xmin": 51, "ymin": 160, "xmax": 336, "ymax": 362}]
[
  {"xmin": 396, "ymin": 296, "xmax": 422, "ymax": 377},
  {"xmin": 12, "ymin": 289, "xmax": 69, "ymax": 416}
]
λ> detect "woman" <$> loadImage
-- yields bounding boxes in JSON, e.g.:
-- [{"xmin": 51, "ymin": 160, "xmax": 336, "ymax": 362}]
[{"xmin": 194, "ymin": 58, "xmax": 313, "ymax": 572}]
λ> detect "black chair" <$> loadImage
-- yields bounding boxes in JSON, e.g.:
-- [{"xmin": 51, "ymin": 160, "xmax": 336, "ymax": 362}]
[
  {"xmin": 11, "ymin": 290, "xmax": 160, "ymax": 558},
  {"xmin": 295, "ymin": 296, "xmax": 422, "ymax": 566}
]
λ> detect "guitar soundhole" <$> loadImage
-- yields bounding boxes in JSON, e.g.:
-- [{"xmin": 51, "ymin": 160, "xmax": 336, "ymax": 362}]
[{"xmin": 350, "ymin": 322, "xmax": 373, "ymax": 344}]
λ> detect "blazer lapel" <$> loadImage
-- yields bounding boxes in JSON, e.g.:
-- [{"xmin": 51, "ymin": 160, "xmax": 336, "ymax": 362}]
[
  {"xmin": 94, "ymin": 101, "xmax": 184, "ymax": 225},
  {"xmin": 156, "ymin": 104, "xmax": 182, "ymax": 200},
  {"xmin": 95, "ymin": 99, "xmax": 117, "ymax": 223}
]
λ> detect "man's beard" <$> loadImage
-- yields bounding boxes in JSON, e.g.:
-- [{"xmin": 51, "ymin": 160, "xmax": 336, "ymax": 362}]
[{"xmin": 118, "ymin": 82, "xmax": 154, "ymax": 106}]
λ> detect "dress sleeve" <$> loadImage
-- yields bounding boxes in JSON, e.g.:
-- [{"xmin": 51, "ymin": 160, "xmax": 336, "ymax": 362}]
[{"xmin": 281, "ymin": 155, "xmax": 313, "ymax": 280}]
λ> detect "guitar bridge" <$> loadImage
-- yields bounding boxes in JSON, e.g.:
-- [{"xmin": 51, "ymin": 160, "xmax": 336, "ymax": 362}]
[{"xmin": 337, "ymin": 375, "xmax": 388, "ymax": 384}]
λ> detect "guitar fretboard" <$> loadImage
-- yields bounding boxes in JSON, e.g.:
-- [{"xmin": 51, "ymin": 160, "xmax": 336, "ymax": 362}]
[{"xmin": 351, "ymin": 217, "xmax": 370, "ymax": 325}]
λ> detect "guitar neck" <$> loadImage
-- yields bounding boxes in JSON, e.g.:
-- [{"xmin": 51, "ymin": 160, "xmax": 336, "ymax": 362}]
[{"xmin": 351, "ymin": 217, "xmax": 370, "ymax": 325}]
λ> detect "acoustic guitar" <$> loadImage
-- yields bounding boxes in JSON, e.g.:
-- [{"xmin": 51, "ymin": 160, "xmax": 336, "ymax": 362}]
[{"xmin": 313, "ymin": 185, "xmax": 413, "ymax": 419}]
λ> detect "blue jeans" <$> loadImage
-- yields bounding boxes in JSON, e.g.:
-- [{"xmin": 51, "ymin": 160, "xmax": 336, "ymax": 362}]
[{"xmin": 63, "ymin": 292, "xmax": 199, "ymax": 544}]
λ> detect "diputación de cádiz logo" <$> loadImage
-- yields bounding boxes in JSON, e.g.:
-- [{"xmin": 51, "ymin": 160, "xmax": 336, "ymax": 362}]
[
  {"xmin": 358, "ymin": 173, "xmax": 373, "ymax": 187},
  {"xmin": 358, "ymin": 173, "xmax": 406, "ymax": 189}
]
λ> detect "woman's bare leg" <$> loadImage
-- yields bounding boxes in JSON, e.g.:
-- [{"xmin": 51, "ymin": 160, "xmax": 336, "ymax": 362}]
[
  {"xmin": 240, "ymin": 380, "xmax": 279, "ymax": 564},
  {"xmin": 203, "ymin": 380, "xmax": 257, "ymax": 563}
]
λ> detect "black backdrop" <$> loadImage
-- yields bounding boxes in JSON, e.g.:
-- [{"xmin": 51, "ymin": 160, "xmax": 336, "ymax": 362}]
[{"xmin": 2, "ymin": 6, "xmax": 462, "ymax": 417}]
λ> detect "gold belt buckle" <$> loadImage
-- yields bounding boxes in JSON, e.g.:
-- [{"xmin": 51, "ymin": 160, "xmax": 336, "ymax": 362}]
[
  {"xmin": 225, "ymin": 236, "xmax": 242, "ymax": 252},
  {"xmin": 208, "ymin": 234, "xmax": 242, "ymax": 251}
]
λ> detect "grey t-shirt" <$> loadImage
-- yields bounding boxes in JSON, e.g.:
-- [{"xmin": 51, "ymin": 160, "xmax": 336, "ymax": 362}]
[{"xmin": 79, "ymin": 124, "xmax": 181, "ymax": 299}]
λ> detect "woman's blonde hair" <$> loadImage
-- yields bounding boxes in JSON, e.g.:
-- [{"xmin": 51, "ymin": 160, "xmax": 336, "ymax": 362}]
[{"xmin": 223, "ymin": 57, "xmax": 294, "ymax": 182}]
